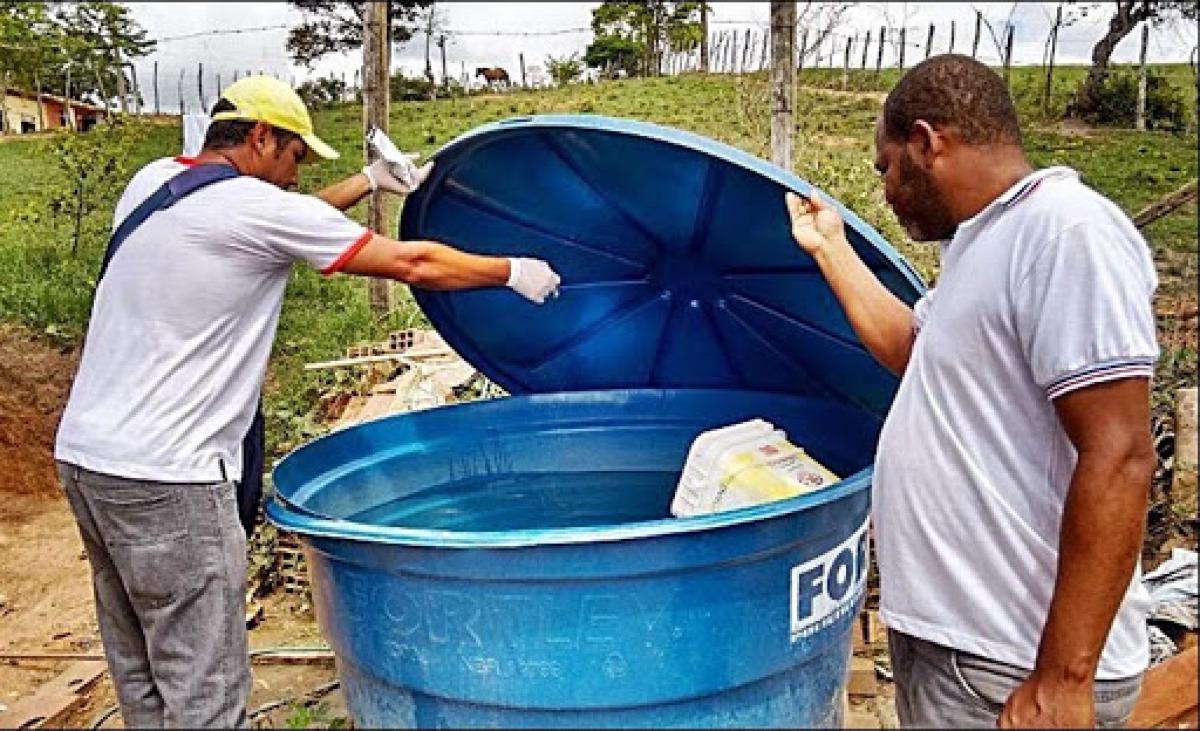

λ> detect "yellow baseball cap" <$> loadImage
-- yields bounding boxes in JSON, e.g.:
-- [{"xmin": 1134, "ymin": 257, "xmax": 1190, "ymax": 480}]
[{"xmin": 210, "ymin": 75, "xmax": 339, "ymax": 160}]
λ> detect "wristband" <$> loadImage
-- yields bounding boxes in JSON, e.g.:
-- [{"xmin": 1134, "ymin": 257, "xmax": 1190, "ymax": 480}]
[{"xmin": 506, "ymin": 257, "xmax": 521, "ymax": 287}]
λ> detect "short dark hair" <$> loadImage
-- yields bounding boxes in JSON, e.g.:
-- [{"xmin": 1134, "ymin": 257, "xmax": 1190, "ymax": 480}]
[
  {"xmin": 203, "ymin": 98, "xmax": 301, "ymax": 151},
  {"xmin": 882, "ymin": 54, "xmax": 1022, "ymax": 146}
]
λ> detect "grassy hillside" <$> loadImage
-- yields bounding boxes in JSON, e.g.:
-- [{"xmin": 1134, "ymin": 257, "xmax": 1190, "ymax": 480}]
[{"xmin": 0, "ymin": 65, "xmax": 1195, "ymax": 453}]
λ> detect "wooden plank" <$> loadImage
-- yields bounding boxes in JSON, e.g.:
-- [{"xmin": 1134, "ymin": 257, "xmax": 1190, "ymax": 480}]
[
  {"xmin": 1133, "ymin": 180, "xmax": 1198, "ymax": 229},
  {"xmin": 305, "ymin": 347, "xmax": 454, "ymax": 371},
  {"xmin": 1130, "ymin": 646, "xmax": 1199, "ymax": 728},
  {"xmin": 864, "ymin": 609, "xmax": 886, "ymax": 644},
  {"xmin": 305, "ymin": 352, "xmax": 408, "ymax": 371},
  {"xmin": 846, "ymin": 655, "xmax": 878, "ymax": 698},
  {"xmin": 0, "ymin": 660, "xmax": 106, "ymax": 729},
  {"xmin": 248, "ymin": 650, "xmax": 336, "ymax": 665}
]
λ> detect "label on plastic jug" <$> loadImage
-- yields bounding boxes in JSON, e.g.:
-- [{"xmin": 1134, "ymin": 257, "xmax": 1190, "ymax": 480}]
[{"xmin": 789, "ymin": 518, "xmax": 870, "ymax": 642}]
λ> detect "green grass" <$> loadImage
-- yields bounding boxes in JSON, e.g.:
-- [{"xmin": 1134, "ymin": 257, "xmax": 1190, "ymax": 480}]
[{"xmin": 1, "ymin": 64, "xmax": 1195, "ymax": 455}]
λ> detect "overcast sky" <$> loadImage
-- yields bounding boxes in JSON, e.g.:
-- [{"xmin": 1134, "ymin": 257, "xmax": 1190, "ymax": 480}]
[{"xmin": 126, "ymin": 2, "xmax": 1198, "ymax": 115}]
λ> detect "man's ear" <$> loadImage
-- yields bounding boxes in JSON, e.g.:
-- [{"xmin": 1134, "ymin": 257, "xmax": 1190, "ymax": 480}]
[
  {"xmin": 907, "ymin": 119, "xmax": 943, "ymax": 168},
  {"xmin": 248, "ymin": 122, "xmax": 272, "ymax": 154}
]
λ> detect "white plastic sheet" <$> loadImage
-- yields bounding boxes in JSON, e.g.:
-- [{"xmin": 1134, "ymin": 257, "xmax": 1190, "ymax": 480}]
[
  {"xmin": 182, "ymin": 114, "xmax": 210, "ymax": 156},
  {"xmin": 1142, "ymin": 548, "xmax": 1198, "ymax": 665}
]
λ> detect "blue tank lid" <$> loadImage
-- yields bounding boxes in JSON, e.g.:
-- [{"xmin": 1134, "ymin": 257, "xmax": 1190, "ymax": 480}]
[{"xmin": 400, "ymin": 114, "xmax": 924, "ymax": 417}]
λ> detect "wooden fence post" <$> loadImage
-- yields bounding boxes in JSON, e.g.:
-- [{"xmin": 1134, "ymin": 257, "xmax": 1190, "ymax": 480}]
[
  {"xmin": 116, "ymin": 48, "xmax": 128, "ymax": 113},
  {"xmin": 1136, "ymin": 23, "xmax": 1149, "ymax": 130},
  {"xmin": 130, "ymin": 63, "xmax": 141, "ymax": 114},
  {"xmin": 770, "ymin": 0, "xmax": 795, "ymax": 172},
  {"xmin": 153, "ymin": 61, "xmax": 159, "ymax": 115},
  {"xmin": 177, "ymin": 67, "xmax": 186, "ymax": 115},
  {"xmin": 899, "ymin": 27, "xmax": 907, "ymax": 70},
  {"xmin": 519, "ymin": 52, "xmax": 527, "ymax": 87},
  {"xmin": 949, "ymin": 20, "xmax": 956, "ymax": 54},
  {"xmin": 972, "ymin": 10, "xmax": 982, "ymax": 59},
  {"xmin": 1043, "ymin": 4, "xmax": 1061, "ymax": 115},
  {"xmin": 197, "ymin": 62, "xmax": 205, "ymax": 113},
  {"xmin": 760, "ymin": 28, "xmax": 770, "ymax": 70},
  {"xmin": 363, "ymin": 0, "xmax": 392, "ymax": 314},
  {"xmin": 63, "ymin": 66, "xmax": 72, "ymax": 129},
  {"xmin": 439, "ymin": 34, "xmax": 448, "ymax": 89},
  {"xmin": 842, "ymin": 35, "xmax": 853, "ymax": 88},
  {"xmin": 741, "ymin": 28, "xmax": 752, "ymax": 73},
  {"xmin": 862, "ymin": 30, "xmax": 871, "ymax": 69},
  {"xmin": 876, "ymin": 26, "xmax": 886, "ymax": 74},
  {"xmin": 925, "ymin": 23, "xmax": 935, "ymax": 59},
  {"xmin": 798, "ymin": 27, "xmax": 809, "ymax": 71},
  {"xmin": 700, "ymin": 3, "xmax": 709, "ymax": 71},
  {"xmin": 1003, "ymin": 23, "xmax": 1014, "ymax": 85}
]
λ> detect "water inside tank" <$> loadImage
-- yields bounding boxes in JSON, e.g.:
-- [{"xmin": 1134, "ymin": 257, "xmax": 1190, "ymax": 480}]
[{"xmin": 347, "ymin": 470, "xmax": 676, "ymax": 531}]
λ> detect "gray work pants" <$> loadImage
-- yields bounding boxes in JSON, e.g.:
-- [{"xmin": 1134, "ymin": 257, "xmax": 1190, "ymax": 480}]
[
  {"xmin": 888, "ymin": 629, "xmax": 1142, "ymax": 729},
  {"xmin": 57, "ymin": 462, "xmax": 251, "ymax": 728}
]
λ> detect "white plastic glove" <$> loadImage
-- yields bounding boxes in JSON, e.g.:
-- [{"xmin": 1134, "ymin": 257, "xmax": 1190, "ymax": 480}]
[
  {"xmin": 507, "ymin": 257, "xmax": 561, "ymax": 304},
  {"xmin": 363, "ymin": 127, "xmax": 432, "ymax": 195}
]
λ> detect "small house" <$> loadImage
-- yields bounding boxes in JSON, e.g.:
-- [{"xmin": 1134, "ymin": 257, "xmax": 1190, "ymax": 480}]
[{"xmin": 1, "ymin": 88, "xmax": 106, "ymax": 134}]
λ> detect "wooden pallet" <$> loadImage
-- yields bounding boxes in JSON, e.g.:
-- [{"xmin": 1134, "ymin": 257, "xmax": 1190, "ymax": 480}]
[
  {"xmin": 276, "ymin": 531, "xmax": 309, "ymax": 595},
  {"xmin": 0, "ymin": 661, "xmax": 106, "ymax": 729}
]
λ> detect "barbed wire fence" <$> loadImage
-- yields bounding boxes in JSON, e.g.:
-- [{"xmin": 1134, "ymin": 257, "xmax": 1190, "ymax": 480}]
[{"xmin": 6, "ymin": 10, "xmax": 1195, "ymax": 121}]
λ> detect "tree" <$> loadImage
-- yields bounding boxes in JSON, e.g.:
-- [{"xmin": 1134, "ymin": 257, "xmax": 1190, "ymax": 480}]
[
  {"xmin": 1, "ymin": 3, "xmax": 56, "ymax": 129},
  {"xmin": 545, "ymin": 53, "xmax": 584, "ymax": 86},
  {"xmin": 50, "ymin": 2, "xmax": 155, "ymax": 107},
  {"xmin": 418, "ymin": 3, "xmax": 446, "ymax": 93},
  {"xmin": 795, "ymin": 1, "xmax": 854, "ymax": 68},
  {"xmin": 0, "ymin": 2, "xmax": 154, "ymax": 110},
  {"xmin": 1071, "ymin": 1, "xmax": 1199, "ymax": 118},
  {"xmin": 584, "ymin": 1, "xmax": 708, "ymax": 77},
  {"xmin": 286, "ymin": 0, "xmax": 431, "ymax": 68}
]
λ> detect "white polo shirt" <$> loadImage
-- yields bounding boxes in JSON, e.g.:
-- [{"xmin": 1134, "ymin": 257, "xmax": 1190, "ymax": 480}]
[
  {"xmin": 55, "ymin": 157, "xmax": 371, "ymax": 482},
  {"xmin": 874, "ymin": 167, "xmax": 1158, "ymax": 679}
]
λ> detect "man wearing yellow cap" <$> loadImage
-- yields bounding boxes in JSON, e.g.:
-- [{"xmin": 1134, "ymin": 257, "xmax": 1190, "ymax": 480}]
[{"xmin": 53, "ymin": 76, "xmax": 561, "ymax": 727}]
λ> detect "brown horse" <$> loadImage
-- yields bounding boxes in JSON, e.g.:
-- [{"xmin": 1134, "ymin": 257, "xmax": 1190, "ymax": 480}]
[{"xmin": 475, "ymin": 67, "xmax": 510, "ymax": 87}]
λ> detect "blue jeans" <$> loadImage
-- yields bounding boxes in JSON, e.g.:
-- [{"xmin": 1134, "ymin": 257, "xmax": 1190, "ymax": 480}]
[
  {"xmin": 888, "ymin": 630, "xmax": 1142, "ymax": 729},
  {"xmin": 58, "ymin": 462, "xmax": 251, "ymax": 728}
]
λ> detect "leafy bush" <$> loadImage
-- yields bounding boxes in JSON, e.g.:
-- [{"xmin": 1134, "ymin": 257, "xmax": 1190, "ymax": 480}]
[
  {"xmin": 1075, "ymin": 70, "xmax": 1189, "ymax": 131},
  {"xmin": 390, "ymin": 72, "xmax": 435, "ymax": 101},
  {"xmin": 546, "ymin": 53, "xmax": 584, "ymax": 86},
  {"xmin": 296, "ymin": 77, "xmax": 351, "ymax": 109},
  {"xmin": 17, "ymin": 115, "xmax": 149, "ymax": 255}
]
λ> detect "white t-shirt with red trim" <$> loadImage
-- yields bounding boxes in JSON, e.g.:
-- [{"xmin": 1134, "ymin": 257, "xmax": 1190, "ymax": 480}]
[
  {"xmin": 55, "ymin": 157, "xmax": 370, "ymax": 482},
  {"xmin": 873, "ymin": 167, "xmax": 1159, "ymax": 679}
]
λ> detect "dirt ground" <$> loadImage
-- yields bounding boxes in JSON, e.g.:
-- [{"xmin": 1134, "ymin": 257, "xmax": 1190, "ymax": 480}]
[{"xmin": 0, "ymin": 325, "xmax": 344, "ymax": 727}]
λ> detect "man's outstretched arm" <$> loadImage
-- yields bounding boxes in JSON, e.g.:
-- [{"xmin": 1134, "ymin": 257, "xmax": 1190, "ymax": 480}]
[{"xmin": 784, "ymin": 192, "xmax": 917, "ymax": 375}]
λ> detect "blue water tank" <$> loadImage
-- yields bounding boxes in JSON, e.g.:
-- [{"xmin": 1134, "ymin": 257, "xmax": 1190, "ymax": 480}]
[{"xmin": 267, "ymin": 115, "xmax": 924, "ymax": 728}]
